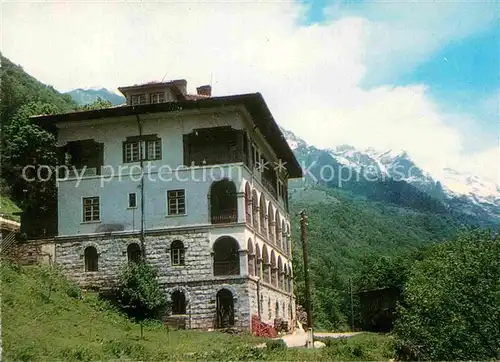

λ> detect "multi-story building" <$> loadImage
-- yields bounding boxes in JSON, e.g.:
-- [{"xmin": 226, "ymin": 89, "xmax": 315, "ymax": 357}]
[{"xmin": 33, "ymin": 79, "xmax": 303, "ymax": 331}]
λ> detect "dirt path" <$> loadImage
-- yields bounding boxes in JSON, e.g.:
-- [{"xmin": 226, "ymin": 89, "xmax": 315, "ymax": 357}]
[
  {"xmin": 280, "ymin": 322, "xmax": 361, "ymax": 348},
  {"xmin": 314, "ymin": 332, "xmax": 362, "ymax": 338}
]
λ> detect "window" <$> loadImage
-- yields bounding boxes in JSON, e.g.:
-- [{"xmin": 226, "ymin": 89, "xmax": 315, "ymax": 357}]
[
  {"xmin": 123, "ymin": 138, "xmax": 161, "ymax": 162},
  {"xmin": 171, "ymin": 290, "xmax": 186, "ymax": 314},
  {"xmin": 83, "ymin": 197, "xmax": 100, "ymax": 222},
  {"xmin": 145, "ymin": 139, "xmax": 161, "ymax": 160},
  {"xmin": 167, "ymin": 190, "xmax": 186, "ymax": 215},
  {"xmin": 131, "ymin": 93, "xmax": 147, "ymax": 105},
  {"xmin": 128, "ymin": 193, "xmax": 137, "ymax": 208},
  {"xmin": 151, "ymin": 92, "xmax": 165, "ymax": 104},
  {"xmin": 84, "ymin": 246, "xmax": 98, "ymax": 271},
  {"xmin": 124, "ymin": 141, "xmax": 140, "ymax": 163},
  {"xmin": 170, "ymin": 240, "xmax": 185, "ymax": 266},
  {"xmin": 127, "ymin": 243, "xmax": 141, "ymax": 263},
  {"xmin": 210, "ymin": 179, "xmax": 237, "ymax": 224}
]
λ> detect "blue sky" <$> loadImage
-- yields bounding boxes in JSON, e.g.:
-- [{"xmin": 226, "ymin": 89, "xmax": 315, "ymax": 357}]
[{"xmin": 299, "ymin": 0, "xmax": 499, "ymax": 152}]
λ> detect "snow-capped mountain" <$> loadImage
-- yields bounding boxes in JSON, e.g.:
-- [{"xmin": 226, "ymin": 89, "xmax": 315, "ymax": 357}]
[{"xmin": 282, "ymin": 127, "xmax": 499, "ymax": 224}]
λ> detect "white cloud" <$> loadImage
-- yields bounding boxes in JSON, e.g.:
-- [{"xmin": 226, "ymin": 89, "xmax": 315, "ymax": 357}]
[
  {"xmin": 1, "ymin": 1, "xmax": 497, "ymax": 186},
  {"xmin": 323, "ymin": 1, "xmax": 498, "ymax": 85}
]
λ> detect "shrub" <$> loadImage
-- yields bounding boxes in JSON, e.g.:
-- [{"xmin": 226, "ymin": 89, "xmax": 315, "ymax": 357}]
[
  {"xmin": 266, "ymin": 339, "xmax": 287, "ymax": 351},
  {"xmin": 394, "ymin": 229, "xmax": 500, "ymax": 360},
  {"xmin": 116, "ymin": 260, "xmax": 168, "ymax": 321}
]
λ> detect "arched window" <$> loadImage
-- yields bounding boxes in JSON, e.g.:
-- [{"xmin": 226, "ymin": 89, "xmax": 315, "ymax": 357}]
[
  {"xmin": 287, "ymin": 263, "xmax": 292, "ymax": 292},
  {"xmin": 262, "ymin": 245, "xmax": 270, "ymax": 283},
  {"xmin": 281, "ymin": 220, "xmax": 286, "ymax": 252},
  {"xmin": 275, "ymin": 300, "xmax": 280, "ymax": 318},
  {"xmin": 268, "ymin": 203, "xmax": 274, "ymax": 241},
  {"xmin": 255, "ymin": 244, "xmax": 262, "ymax": 278},
  {"xmin": 284, "ymin": 264, "xmax": 289, "ymax": 292},
  {"xmin": 210, "ymin": 179, "xmax": 238, "ymax": 224},
  {"xmin": 171, "ymin": 290, "xmax": 186, "ymax": 315},
  {"xmin": 213, "ymin": 236, "xmax": 240, "ymax": 276},
  {"xmin": 127, "ymin": 243, "xmax": 141, "ymax": 263},
  {"xmin": 286, "ymin": 224, "xmax": 291, "ymax": 256},
  {"xmin": 278, "ymin": 256, "xmax": 284, "ymax": 290},
  {"xmin": 268, "ymin": 298, "xmax": 271, "ymax": 320},
  {"xmin": 275, "ymin": 210, "xmax": 280, "ymax": 248},
  {"xmin": 259, "ymin": 194, "xmax": 266, "ymax": 233},
  {"xmin": 84, "ymin": 246, "xmax": 98, "ymax": 272},
  {"xmin": 270, "ymin": 250, "xmax": 277, "ymax": 287},
  {"xmin": 247, "ymin": 239, "xmax": 254, "ymax": 276},
  {"xmin": 170, "ymin": 240, "xmax": 185, "ymax": 266},
  {"xmin": 252, "ymin": 190, "xmax": 259, "ymax": 228},
  {"xmin": 245, "ymin": 183, "xmax": 252, "ymax": 224}
]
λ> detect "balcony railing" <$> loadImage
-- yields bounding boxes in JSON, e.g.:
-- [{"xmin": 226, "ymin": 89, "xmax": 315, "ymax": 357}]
[
  {"xmin": 211, "ymin": 210, "xmax": 237, "ymax": 224},
  {"xmin": 214, "ymin": 261, "xmax": 239, "ymax": 276}
]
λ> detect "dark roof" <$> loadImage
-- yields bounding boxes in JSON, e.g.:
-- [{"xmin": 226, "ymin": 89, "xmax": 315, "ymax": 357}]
[
  {"xmin": 117, "ymin": 79, "xmax": 187, "ymax": 94},
  {"xmin": 31, "ymin": 93, "xmax": 303, "ymax": 178}
]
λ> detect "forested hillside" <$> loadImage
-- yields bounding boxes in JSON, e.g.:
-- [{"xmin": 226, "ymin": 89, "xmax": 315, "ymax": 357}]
[
  {"xmin": 0, "ymin": 55, "xmax": 77, "ymax": 231},
  {"xmin": 0, "ymin": 55, "xmax": 77, "ymax": 127},
  {"xmin": 288, "ymin": 186, "xmax": 467, "ymax": 330}
]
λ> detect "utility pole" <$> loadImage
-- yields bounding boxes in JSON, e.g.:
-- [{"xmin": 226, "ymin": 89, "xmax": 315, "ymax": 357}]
[{"xmin": 300, "ymin": 210, "xmax": 313, "ymax": 331}]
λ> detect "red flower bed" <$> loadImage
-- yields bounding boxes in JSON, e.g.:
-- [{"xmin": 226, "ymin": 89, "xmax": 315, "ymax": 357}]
[{"xmin": 251, "ymin": 314, "xmax": 277, "ymax": 338}]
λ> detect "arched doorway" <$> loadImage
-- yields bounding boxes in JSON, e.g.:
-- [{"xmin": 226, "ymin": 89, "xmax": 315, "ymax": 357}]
[
  {"xmin": 171, "ymin": 290, "xmax": 187, "ymax": 315},
  {"xmin": 216, "ymin": 289, "xmax": 234, "ymax": 328},
  {"xmin": 84, "ymin": 246, "xmax": 98, "ymax": 271}
]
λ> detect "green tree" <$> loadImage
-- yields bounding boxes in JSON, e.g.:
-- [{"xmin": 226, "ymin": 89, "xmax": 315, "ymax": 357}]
[
  {"xmin": 117, "ymin": 260, "xmax": 168, "ymax": 322},
  {"xmin": 393, "ymin": 229, "xmax": 500, "ymax": 360},
  {"xmin": 79, "ymin": 97, "xmax": 112, "ymax": 111},
  {"xmin": 1, "ymin": 102, "xmax": 60, "ymax": 236}
]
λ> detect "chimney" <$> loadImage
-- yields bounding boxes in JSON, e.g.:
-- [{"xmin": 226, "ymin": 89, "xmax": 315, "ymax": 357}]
[
  {"xmin": 172, "ymin": 79, "xmax": 187, "ymax": 95},
  {"xmin": 196, "ymin": 85, "xmax": 212, "ymax": 97}
]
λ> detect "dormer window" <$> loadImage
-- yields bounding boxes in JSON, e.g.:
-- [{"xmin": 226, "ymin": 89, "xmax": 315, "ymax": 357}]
[
  {"xmin": 151, "ymin": 92, "xmax": 165, "ymax": 104},
  {"xmin": 131, "ymin": 94, "xmax": 147, "ymax": 106}
]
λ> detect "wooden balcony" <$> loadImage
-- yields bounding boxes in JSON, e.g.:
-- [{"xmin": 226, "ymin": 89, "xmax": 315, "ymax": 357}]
[
  {"xmin": 214, "ymin": 261, "xmax": 239, "ymax": 276},
  {"xmin": 211, "ymin": 210, "xmax": 237, "ymax": 224}
]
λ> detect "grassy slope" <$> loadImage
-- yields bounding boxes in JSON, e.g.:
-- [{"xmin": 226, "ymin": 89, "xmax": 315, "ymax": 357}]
[
  {"xmin": 0, "ymin": 195, "xmax": 21, "ymax": 221},
  {"xmin": 1, "ymin": 262, "xmax": 394, "ymax": 361}
]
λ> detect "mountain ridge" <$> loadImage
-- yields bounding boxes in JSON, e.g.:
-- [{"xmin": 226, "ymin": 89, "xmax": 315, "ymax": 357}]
[
  {"xmin": 282, "ymin": 127, "xmax": 499, "ymax": 226},
  {"xmin": 65, "ymin": 88, "xmax": 125, "ymax": 106}
]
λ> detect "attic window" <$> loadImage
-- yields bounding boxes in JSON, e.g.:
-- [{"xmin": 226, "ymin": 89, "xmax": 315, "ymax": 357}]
[
  {"xmin": 131, "ymin": 94, "xmax": 147, "ymax": 106},
  {"xmin": 151, "ymin": 93, "xmax": 165, "ymax": 104}
]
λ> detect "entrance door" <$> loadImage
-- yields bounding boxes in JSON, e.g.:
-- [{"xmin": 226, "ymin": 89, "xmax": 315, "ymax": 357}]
[{"xmin": 216, "ymin": 289, "xmax": 234, "ymax": 328}]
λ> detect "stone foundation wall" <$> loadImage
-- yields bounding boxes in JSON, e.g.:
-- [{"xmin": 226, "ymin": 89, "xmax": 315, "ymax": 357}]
[
  {"xmin": 55, "ymin": 235, "xmax": 137, "ymax": 288},
  {"xmin": 247, "ymin": 278, "xmax": 295, "ymax": 328},
  {"xmin": 163, "ymin": 279, "xmax": 251, "ymax": 330},
  {"xmin": 7, "ymin": 240, "xmax": 55, "ymax": 266},
  {"xmin": 53, "ymin": 229, "xmax": 259, "ymax": 330}
]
